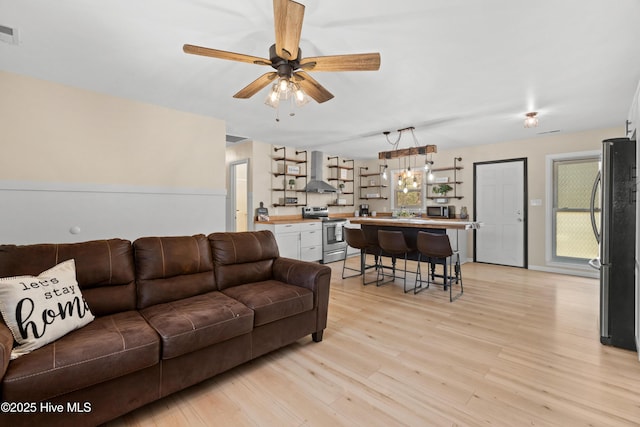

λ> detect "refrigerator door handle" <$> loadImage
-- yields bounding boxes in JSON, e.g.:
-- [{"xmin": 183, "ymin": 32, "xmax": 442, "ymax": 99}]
[{"xmin": 590, "ymin": 170, "xmax": 601, "ymax": 244}]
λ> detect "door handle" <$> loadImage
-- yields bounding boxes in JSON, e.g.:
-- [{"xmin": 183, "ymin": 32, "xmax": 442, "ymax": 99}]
[{"xmin": 517, "ymin": 218, "xmax": 523, "ymax": 222}]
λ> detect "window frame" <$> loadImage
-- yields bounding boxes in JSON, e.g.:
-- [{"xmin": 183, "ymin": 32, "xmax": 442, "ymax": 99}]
[
  {"xmin": 545, "ymin": 150, "xmax": 600, "ymax": 270},
  {"xmin": 389, "ymin": 168, "xmax": 425, "ymax": 212}
]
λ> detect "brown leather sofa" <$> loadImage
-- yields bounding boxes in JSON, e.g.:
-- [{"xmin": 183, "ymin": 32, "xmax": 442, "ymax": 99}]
[{"xmin": 0, "ymin": 231, "xmax": 331, "ymax": 426}]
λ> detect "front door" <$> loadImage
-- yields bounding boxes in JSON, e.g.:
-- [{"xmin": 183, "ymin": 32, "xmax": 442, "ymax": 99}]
[{"xmin": 474, "ymin": 159, "xmax": 527, "ymax": 267}]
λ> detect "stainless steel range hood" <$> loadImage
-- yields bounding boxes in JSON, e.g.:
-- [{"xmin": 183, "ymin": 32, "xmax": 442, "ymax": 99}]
[{"xmin": 304, "ymin": 151, "xmax": 338, "ymax": 193}]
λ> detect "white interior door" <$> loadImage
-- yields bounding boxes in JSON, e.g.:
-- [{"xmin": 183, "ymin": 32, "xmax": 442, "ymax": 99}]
[
  {"xmin": 475, "ymin": 159, "xmax": 526, "ymax": 267},
  {"xmin": 229, "ymin": 160, "xmax": 249, "ymax": 232}
]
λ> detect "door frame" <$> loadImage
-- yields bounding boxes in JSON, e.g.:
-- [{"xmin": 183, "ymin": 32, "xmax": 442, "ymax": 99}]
[
  {"xmin": 228, "ymin": 159, "xmax": 251, "ymax": 232},
  {"xmin": 473, "ymin": 157, "xmax": 528, "ymax": 268}
]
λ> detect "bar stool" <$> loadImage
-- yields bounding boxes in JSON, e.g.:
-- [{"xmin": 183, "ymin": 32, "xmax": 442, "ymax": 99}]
[
  {"xmin": 377, "ymin": 230, "xmax": 416, "ymax": 293},
  {"xmin": 415, "ymin": 231, "xmax": 463, "ymax": 301},
  {"xmin": 342, "ymin": 227, "xmax": 379, "ymax": 285}
]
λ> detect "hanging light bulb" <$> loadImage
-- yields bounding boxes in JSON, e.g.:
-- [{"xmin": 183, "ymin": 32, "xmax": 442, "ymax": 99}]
[
  {"xmin": 279, "ymin": 77, "xmax": 289, "ymax": 92},
  {"xmin": 413, "ymin": 176, "xmax": 418, "ymax": 188},
  {"xmin": 403, "ymin": 187, "xmax": 408, "ymax": 194},
  {"xmin": 293, "ymin": 83, "xmax": 310, "ymax": 107},
  {"xmin": 382, "ymin": 165, "xmax": 388, "ymax": 180},
  {"xmin": 265, "ymin": 81, "xmax": 281, "ymax": 108}
]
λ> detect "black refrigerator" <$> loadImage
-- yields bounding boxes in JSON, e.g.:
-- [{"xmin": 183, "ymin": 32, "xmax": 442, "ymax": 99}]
[{"xmin": 590, "ymin": 137, "xmax": 636, "ymax": 350}]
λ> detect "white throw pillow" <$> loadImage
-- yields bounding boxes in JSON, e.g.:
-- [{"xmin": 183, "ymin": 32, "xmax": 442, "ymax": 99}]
[{"xmin": 0, "ymin": 259, "xmax": 95, "ymax": 359}]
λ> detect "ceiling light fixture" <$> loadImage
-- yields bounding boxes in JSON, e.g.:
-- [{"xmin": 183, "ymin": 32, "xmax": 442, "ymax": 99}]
[
  {"xmin": 524, "ymin": 111, "xmax": 539, "ymax": 128},
  {"xmin": 379, "ymin": 127, "xmax": 438, "ymax": 192},
  {"xmin": 264, "ymin": 76, "xmax": 310, "ymax": 122}
]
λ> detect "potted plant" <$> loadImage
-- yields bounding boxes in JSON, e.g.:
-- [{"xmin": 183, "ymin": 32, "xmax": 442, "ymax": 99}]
[
  {"xmin": 432, "ymin": 183, "xmax": 453, "ymax": 196},
  {"xmin": 288, "ymin": 179, "xmax": 296, "ymax": 190},
  {"xmin": 338, "ymin": 182, "xmax": 345, "ymax": 193}
]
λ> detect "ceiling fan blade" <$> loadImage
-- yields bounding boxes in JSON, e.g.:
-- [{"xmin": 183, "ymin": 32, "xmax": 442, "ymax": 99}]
[
  {"xmin": 183, "ymin": 44, "xmax": 271, "ymax": 66},
  {"xmin": 300, "ymin": 53, "xmax": 381, "ymax": 72},
  {"xmin": 233, "ymin": 72, "xmax": 278, "ymax": 99},
  {"xmin": 293, "ymin": 71, "xmax": 334, "ymax": 103},
  {"xmin": 273, "ymin": 0, "xmax": 305, "ymax": 60}
]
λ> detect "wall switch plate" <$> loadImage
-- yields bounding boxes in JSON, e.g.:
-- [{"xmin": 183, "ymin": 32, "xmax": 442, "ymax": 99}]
[{"xmin": 530, "ymin": 199, "xmax": 542, "ymax": 206}]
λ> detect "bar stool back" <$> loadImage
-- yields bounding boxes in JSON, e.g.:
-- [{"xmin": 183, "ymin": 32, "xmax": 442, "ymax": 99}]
[
  {"xmin": 342, "ymin": 227, "xmax": 379, "ymax": 285},
  {"xmin": 377, "ymin": 230, "xmax": 417, "ymax": 293},
  {"xmin": 415, "ymin": 231, "xmax": 463, "ymax": 301}
]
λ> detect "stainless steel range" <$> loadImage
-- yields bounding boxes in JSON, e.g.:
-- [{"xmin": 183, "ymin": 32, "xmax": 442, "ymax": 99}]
[{"xmin": 302, "ymin": 207, "xmax": 347, "ymax": 264}]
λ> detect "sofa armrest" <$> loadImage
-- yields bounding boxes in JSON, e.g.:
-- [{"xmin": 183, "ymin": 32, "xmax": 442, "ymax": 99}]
[
  {"xmin": 273, "ymin": 257, "xmax": 331, "ymax": 339},
  {"xmin": 0, "ymin": 321, "xmax": 13, "ymax": 379}
]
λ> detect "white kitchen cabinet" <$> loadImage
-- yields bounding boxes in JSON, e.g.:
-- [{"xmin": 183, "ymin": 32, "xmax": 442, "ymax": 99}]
[
  {"xmin": 255, "ymin": 221, "xmax": 322, "ymax": 262},
  {"xmin": 300, "ymin": 222, "xmax": 322, "ymax": 262}
]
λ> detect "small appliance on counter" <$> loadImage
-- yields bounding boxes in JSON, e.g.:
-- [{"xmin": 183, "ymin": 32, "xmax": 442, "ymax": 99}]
[
  {"xmin": 426, "ymin": 205, "xmax": 455, "ymax": 218},
  {"xmin": 359, "ymin": 204, "xmax": 370, "ymax": 217}
]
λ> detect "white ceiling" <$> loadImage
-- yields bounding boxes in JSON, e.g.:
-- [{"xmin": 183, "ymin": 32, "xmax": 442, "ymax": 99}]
[{"xmin": 1, "ymin": 0, "xmax": 639, "ymax": 159}]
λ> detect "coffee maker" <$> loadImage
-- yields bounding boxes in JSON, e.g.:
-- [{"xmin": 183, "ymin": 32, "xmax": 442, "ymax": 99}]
[{"xmin": 359, "ymin": 204, "xmax": 370, "ymax": 217}]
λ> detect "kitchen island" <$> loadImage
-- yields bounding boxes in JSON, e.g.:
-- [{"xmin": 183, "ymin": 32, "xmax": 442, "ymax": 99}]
[{"xmin": 348, "ymin": 216, "xmax": 481, "ymax": 264}]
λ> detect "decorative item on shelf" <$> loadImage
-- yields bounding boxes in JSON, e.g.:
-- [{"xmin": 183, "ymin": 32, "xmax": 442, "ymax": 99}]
[
  {"xmin": 338, "ymin": 182, "xmax": 345, "ymax": 192},
  {"xmin": 286, "ymin": 164, "xmax": 300, "ymax": 175},
  {"xmin": 460, "ymin": 206, "xmax": 468, "ymax": 219},
  {"xmin": 288, "ymin": 179, "xmax": 296, "ymax": 190},
  {"xmin": 432, "ymin": 183, "xmax": 453, "ymax": 196}
]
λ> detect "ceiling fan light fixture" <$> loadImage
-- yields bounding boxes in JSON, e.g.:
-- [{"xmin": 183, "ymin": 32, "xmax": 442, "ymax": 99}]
[
  {"xmin": 265, "ymin": 82, "xmax": 281, "ymax": 108},
  {"xmin": 293, "ymin": 83, "xmax": 310, "ymax": 107},
  {"xmin": 524, "ymin": 111, "xmax": 539, "ymax": 128}
]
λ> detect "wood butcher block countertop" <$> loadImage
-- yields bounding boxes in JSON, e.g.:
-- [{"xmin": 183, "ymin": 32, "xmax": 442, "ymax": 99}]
[
  {"xmin": 255, "ymin": 218, "xmax": 321, "ymax": 225},
  {"xmin": 349, "ymin": 217, "xmax": 481, "ymax": 230}
]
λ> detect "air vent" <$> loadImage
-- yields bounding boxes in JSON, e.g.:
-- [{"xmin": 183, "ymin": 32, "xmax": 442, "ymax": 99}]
[
  {"xmin": 537, "ymin": 129, "xmax": 561, "ymax": 135},
  {"xmin": 225, "ymin": 134, "xmax": 248, "ymax": 144},
  {"xmin": 0, "ymin": 25, "xmax": 19, "ymax": 45}
]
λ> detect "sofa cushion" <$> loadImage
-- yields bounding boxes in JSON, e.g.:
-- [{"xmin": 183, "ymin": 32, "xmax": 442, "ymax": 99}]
[
  {"xmin": 134, "ymin": 235, "xmax": 216, "ymax": 309},
  {"xmin": 140, "ymin": 291, "xmax": 254, "ymax": 360},
  {"xmin": 208, "ymin": 231, "xmax": 279, "ymax": 290},
  {"xmin": 1, "ymin": 310, "xmax": 159, "ymax": 402},
  {"xmin": 0, "ymin": 239, "xmax": 136, "ymax": 317},
  {"xmin": 221, "ymin": 280, "xmax": 313, "ymax": 327},
  {"xmin": 0, "ymin": 259, "xmax": 95, "ymax": 359}
]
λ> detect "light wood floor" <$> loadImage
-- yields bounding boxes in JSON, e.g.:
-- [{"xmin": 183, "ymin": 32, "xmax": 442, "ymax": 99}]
[{"xmin": 104, "ymin": 259, "xmax": 640, "ymax": 426}]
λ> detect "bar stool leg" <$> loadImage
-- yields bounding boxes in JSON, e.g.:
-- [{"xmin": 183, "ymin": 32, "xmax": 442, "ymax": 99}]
[
  {"xmin": 414, "ymin": 254, "xmax": 430, "ymax": 294},
  {"xmin": 341, "ymin": 246, "xmax": 362, "ymax": 280},
  {"xmin": 449, "ymin": 252, "xmax": 463, "ymax": 302}
]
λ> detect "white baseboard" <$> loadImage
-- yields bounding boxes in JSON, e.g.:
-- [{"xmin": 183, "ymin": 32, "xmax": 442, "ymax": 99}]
[{"xmin": 528, "ymin": 264, "xmax": 599, "ymax": 279}]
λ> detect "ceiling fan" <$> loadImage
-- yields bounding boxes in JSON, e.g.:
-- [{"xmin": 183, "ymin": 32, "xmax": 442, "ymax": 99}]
[{"xmin": 183, "ymin": 0, "xmax": 381, "ymax": 106}]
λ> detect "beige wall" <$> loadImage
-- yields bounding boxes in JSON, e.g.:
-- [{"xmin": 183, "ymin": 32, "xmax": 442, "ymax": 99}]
[
  {"xmin": 0, "ymin": 71, "xmax": 227, "ymax": 243},
  {"xmin": 0, "ymin": 70, "xmax": 225, "ymax": 189}
]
